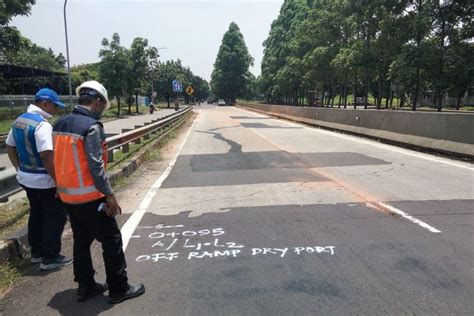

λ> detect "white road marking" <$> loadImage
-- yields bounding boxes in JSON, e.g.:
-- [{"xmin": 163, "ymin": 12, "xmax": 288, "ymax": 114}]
[
  {"xmin": 237, "ymin": 107, "xmax": 474, "ymax": 171},
  {"xmin": 121, "ymin": 110, "xmax": 200, "ymax": 251},
  {"xmin": 236, "ymin": 107, "xmax": 445, "ymax": 233},
  {"xmin": 375, "ymin": 201, "xmax": 442, "ymax": 233}
]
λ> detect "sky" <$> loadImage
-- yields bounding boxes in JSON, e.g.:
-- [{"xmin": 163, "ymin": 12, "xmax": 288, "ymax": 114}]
[{"xmin": 11, "ymin": 0, "xmax": 284, "ymax": 81}]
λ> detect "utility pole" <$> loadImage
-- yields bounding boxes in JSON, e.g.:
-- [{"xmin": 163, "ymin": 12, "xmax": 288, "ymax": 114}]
[{"xmin": 63, "ymin": 0, "xmax": 73, "ymax": 109}]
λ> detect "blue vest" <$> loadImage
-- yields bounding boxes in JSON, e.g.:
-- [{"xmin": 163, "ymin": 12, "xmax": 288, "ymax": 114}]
[{"xmin": 12, "ymin": 112, "xmax": 47, "ymax": 174}]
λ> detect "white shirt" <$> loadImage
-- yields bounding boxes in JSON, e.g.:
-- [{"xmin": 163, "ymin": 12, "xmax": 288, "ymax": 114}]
[{"xmin": 6, "ymin": 104, "xmax": 55, "ymax": 189}]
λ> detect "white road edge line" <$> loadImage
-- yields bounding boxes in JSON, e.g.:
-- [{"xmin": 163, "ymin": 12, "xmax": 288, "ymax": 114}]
[
  {"xmin": 121, "ymin": 109, "xmax": 200, "ymax": 251},
  {"xmin": 376, "ymin": 201, "xmax": 442, "ymax": 233},
  {"xmin": 236, "ymin": 107, "xmax": 474, "ymax": 171}
]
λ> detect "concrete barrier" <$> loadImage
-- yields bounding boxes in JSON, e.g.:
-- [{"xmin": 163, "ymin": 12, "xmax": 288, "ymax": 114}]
[{"xmin": 239, "ymin": 102, "xmax": 474, "ymax": 158}]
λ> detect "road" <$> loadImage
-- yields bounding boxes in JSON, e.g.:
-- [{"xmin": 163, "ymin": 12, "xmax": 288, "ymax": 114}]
[{"xmin": 2, "ymin": 104, "xmax": 473, "ymax": 315}]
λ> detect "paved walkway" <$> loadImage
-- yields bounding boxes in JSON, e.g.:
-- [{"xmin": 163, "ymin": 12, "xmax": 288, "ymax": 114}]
[{"xmin": 0, "ymin": 107, "xmax": 182, "ymax": 169}]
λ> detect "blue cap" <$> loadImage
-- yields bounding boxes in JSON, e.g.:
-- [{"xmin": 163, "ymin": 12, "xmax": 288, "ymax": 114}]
[{"xmin": 35, "ymin": 88, "xmax": 65, "ymax": 108}]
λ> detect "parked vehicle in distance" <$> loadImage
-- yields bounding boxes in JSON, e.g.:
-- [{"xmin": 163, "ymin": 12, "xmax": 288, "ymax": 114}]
[{"xmin": 218, "ymin": 99, "xmax": 225, "ymax": 106}]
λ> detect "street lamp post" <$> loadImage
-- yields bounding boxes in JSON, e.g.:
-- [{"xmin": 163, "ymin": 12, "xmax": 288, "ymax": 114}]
[{"xmin": 63, "ymin": 0, "xmax": 73, "ymax": 108}]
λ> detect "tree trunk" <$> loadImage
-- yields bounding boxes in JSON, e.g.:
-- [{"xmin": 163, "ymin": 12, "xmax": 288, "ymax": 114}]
[
  {"xmin": 364, "ymin": 75, "xmax": 369, "ymax": 110},
  {"xmin": 117, "ymin": 97, "xmax": 121, "ymax": 117},
  {"xmin": 344, "ymin": 86, "xmax": 348, "ymax": 109},
  {"xmin": 437, "ymin": 17, "xmax": 446, "ymax": 113},
  {"xmin": 412, "ymin": 0, "xmax": 423, "ymax": 111},
  {"xmin": 353, "ymin": 70, "xmax": 358, "ymax": 109},
  {"xmin": 456, "ymin": 95, "xmax": 461, "ymax": 110},
  {"xmin": 338, "ymin": 86, "xmax": 343, "ymax": 108},
  {"xmin": 377, "ymin": 72, "xmax": 383, "ymax": 110},
  {"xmin": 437, "ymin": 93, "xmax": 443, "ymax": 112},
  {"xmin": 135, "ymin": 94, "xmax": 139, "ymax": 113}
]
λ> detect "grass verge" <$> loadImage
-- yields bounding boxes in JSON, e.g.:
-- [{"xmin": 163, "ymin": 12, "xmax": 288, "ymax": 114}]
[
  {"xmin": 0, "ymin": 199, "xmax": 29, "ymax": 240},
  {"xmin": 0, "ymin": 257, "xmax": 30, "ymax": 298}
]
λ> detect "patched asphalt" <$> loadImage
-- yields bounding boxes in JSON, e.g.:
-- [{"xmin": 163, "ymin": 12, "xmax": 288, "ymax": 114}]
[{"xmin": 2, "ymin": 106, "xmax": 473, "ymax": 315}]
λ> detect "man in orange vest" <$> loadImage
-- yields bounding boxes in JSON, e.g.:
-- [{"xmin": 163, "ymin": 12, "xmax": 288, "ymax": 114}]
[{"xmin": 53, "ymin": 81, "xmax": 145, "ymax": 304}]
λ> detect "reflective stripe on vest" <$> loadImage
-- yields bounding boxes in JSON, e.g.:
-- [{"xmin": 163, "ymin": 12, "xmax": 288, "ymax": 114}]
[
  {"xmin": 12, "ymin": 113, "xmax": 47, "ymax": 174},
  {"xmin": 53, "ymin": 131, "xmax": 108, "ymax": 204}
]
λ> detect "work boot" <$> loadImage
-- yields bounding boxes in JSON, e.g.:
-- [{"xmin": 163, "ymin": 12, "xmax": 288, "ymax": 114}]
[
  {"xmin": 108, "ymin": 283, "xmax": 145, "ymax": 304},
  {"xmin": 39, "ymin": 255, "xmax": 73, "ymax": 271},
  {"xmin": 77, "ymin": 282, "xmax": 109, "ymax": 302}
]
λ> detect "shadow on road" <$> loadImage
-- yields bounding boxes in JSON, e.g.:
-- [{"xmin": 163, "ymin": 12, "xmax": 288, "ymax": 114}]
[{"xmin": 48, "ymin": 289, "xmax": 113, "ymax": 316}]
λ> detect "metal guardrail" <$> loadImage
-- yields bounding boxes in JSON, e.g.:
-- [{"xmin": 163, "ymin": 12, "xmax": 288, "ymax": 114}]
[
  {"xmin": 0, "ymin": 95, "xmax": 78, "ymax": 108},
  {"xmin": 0, "ymin": 107, "xmax": 193, "ymax": 202}
]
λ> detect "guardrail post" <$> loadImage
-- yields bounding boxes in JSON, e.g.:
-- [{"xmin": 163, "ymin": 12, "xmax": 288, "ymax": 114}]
[
  {"xmin": 143, "ymin": 123, "xmax": 151, "ymax": 140},
  {"xmin": 134, "ymin": 125, "xmax": 142, "ymax": 144},
  {"xmin": 107, "ymin": 149, "xmax": 114, "ymax": 163},
  {"xmin": 122, "ymin": 143, "xmax": 129, "ymax": 153}
]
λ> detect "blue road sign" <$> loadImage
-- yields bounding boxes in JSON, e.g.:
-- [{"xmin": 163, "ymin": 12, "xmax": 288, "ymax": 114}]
[{"xmin": 172, "ymin": 80, "xmax": 183, "ymax": 93}]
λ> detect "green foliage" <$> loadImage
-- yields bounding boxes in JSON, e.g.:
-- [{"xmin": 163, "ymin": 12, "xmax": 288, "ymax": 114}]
[
  {"xmin": 71, "ymin": 63, "xmax": 100, "ymax": 89},
  {"xmin": 6, "ymin": 36, "xmax": 63, "ymax": 71},
  {"xmin": 153, "ymin": 59, "xmax": 209, "ymax": 105},
  {"xmin": 0, "ymin": 0, "xmax": 35, "ymax": 52},
  {"xmin": 211, "ymin": 22, "xmax": 253, "ymax": 103},
  {"xmin": 99, "ymin": 33, "xmax": 132, "ymax": 116},
  {"xmin": 99, "ymin": 33, "xmax": 208, "ymax": 112},
  {"xmin": 260, "ymin": 0, "xmax": 473, "ymax": 111},
  {"xmin": 2, "ymin": 33, "xmax": 68, "ymax": 94}
]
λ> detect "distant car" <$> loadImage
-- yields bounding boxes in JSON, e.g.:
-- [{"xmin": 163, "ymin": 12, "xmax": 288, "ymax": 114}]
[{"xmin": 217, "ymin": 99, "xmax": 225, "ymax": 106}]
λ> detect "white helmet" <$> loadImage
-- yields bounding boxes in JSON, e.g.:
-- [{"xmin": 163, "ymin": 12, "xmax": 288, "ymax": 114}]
[{"xmin": 76, "ymin": 80, "xmax": 110, "ymax": 110}]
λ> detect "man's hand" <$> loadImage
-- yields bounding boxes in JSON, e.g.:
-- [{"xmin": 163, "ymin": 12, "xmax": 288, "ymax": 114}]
[
  {"xmin": 105, "ymin": 194, "xmax": 122, "ymax": 217},
  {"xmin": 6, "ymin": 145, "xmax": 20, "ymax": 171},
  {"xmin": 39, "ymin": 150, "xmax": 56, "ymax": 181}
]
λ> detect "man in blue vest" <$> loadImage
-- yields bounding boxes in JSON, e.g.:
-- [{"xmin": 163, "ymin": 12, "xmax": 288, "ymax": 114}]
[{"xmin": 6, "ymin": 88, "xmax": 73, "ymax": 271}]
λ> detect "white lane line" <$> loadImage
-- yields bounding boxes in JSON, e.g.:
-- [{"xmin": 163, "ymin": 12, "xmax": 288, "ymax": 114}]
[
  {"xmin": 236, "ymin": 107, "xmax": 474, "ymax": 171},
  {"xmin": 121, "ymin": 110, "xmax": 200, "ymax": 251},
  {"xmin": 375, "ymin": 201, "xmax": 442, "ymax": 233}
]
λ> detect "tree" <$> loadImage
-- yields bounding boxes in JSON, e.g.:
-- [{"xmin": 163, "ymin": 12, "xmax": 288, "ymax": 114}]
[
  {"xmin": 71, "ymin": 63, "xmax": 99, "ymax": 88},
  {"xmin": 260, "ymin": 0, "xmax": 472, "ymax": 111},
  {"xmin": 0, "ymin": 0, "xmax": 35, "ymax": 53},
  {"xmin": 99, "ymin": 33, "xmax": 131, "ymax": 117},
  {"xmin": 211, "ymin": 22, "xmax": 253, "ymax": 103},
  {"xmin": 2, "ymin": 34, "xmax": 68, "ymax": 94},
  {"xmin": 128, "ymin": 37, "xmax": 157, "ymax": 113},
  {"xmin": 155, "ymin": 59, "xmax": 185, "ymax": 108},
  {"xmin": 261, "ymin": 0, "xmax": 308, "ymax": 104},
  {"xmin": 153, "ymin": 59, "xmax": 209, "ymax": 107}
]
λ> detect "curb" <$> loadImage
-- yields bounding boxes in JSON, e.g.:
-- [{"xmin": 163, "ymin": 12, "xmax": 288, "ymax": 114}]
[
  {"xmin": 0, "ymin": 228, "xmax": 29, "ymax": 263},
  {"xmin": 0, "ymin": 110, "xmax": 194, "ymax": 264}
]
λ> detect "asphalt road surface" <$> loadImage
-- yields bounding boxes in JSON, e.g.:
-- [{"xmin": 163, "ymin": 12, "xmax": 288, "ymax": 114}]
[{"xmin": 3, "ymin": 105, "xmax": 473, "ymax": 315}]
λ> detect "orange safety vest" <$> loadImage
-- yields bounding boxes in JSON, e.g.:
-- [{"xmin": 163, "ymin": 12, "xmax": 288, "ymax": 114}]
[{"xmin": 53, "ymin": 108, "xmax": 108, "ymax": 204}]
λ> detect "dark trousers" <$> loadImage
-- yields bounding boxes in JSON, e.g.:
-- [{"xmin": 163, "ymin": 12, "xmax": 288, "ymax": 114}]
[
  {"xmin": 66, "ymin": 199, "xmax": 128, "ymax": 294},
  {"xmin": 22, "ymin": 186, "xmax": 67, "ymax": 259}
]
